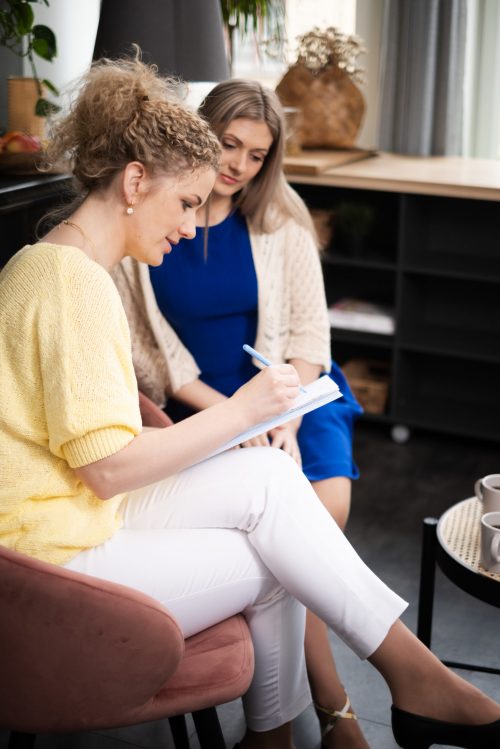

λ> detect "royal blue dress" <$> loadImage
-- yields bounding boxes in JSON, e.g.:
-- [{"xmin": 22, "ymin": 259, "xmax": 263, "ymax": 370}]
[{"xmin": 150, "ymin": 211, "xmax": 361, "ymax": 480}]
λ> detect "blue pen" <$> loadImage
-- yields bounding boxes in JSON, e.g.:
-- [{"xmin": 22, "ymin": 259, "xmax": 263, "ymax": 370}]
[{"xmin": 243, "ymin": 344, "xmax": 307, "ymax": 393}]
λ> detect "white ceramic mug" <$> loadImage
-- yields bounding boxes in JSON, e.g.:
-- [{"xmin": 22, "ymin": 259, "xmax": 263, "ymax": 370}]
[
  {"xmin": 475, "ymin": 474, "xmax": 500, "ymax": 515},
  {"xmin": 480, "ymin": 512, "xmax": 500, "ymax": 573}
]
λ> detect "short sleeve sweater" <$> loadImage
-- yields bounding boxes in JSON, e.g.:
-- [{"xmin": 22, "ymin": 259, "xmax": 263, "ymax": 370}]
[{"xmin": 0, "ymin": 243, "xmax": 142, "ymax": 565}]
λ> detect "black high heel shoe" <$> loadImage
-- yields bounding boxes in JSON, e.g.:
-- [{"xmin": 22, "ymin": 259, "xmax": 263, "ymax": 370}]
[{"xmin": 392, "ymin": 705, "xmax": 500, "ymax": 748}]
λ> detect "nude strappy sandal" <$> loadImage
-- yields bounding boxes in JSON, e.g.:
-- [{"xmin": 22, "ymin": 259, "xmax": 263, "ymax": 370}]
[{"xmin": 314, "ymin": 695, "xmax": 358, "ymax": 744}]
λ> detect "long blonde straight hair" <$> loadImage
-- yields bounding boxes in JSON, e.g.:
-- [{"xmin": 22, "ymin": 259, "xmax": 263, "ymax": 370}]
[{"xmin": 198, "ymin": 79, "xmax": 317, "ymax": 239}]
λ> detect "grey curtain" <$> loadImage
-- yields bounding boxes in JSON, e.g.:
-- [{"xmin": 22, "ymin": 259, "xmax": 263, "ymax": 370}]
[
  {"xmin": 378, "ymin": 0, "xmax": 467, "ymax": 155},
  {"xmin": 93, "ymin": 0, "xmax": 229, "ymax": 81}
]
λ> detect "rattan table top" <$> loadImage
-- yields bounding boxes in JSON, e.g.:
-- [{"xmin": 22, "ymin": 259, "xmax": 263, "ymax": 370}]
[{"xmin": 437, "ymin": 497, "xmax": 500, "ymax": 583}]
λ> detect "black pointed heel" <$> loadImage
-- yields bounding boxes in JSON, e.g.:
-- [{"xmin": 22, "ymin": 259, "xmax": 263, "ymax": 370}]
[{"xmin": 392, "ymin": 705, "xmax": 500, "ymax": 748}]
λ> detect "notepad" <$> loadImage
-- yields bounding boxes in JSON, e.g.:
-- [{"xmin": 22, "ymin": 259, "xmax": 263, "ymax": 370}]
[{"xmin": 207, "ymin": 376, "xmax": 342, "ymax": 459}]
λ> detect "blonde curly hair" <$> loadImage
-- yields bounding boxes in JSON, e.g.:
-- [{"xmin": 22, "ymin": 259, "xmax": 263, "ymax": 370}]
[{"xmin": 45, "ymin": 52, "xmax": 221, "ymax": 193}]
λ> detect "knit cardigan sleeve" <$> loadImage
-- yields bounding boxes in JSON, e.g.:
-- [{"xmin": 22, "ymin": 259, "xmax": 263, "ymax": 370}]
[
  {"xmin": 283, "ymin": 220, "xmax": 331, "ymax": 368},
  {"xmin": 251, "ymin": 219, "xmax": 331, "ymax": 372},
  {"xmin": 111, "ymin": 258, "xmax": 200, "ymax": 407}
]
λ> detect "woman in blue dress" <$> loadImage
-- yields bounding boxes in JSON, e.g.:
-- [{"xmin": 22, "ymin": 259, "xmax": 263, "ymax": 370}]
[{"xmin": 142, "ymin": 80, "xmax": 367, "ymax": 748}]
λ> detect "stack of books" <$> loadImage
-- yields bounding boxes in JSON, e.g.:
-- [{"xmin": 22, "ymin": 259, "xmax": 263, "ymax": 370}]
[{"xmin": 328, "ymin": 298, "xmax": 395, "ymax": 335}]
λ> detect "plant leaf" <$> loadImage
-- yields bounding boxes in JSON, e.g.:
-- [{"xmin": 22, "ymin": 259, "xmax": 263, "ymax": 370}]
[
  {"xmin": 35, "ymin": 97, "xmax": 61, "ymax": 117},
  {"xmin": 32, "ymin": 24, "xmax": 57, "ymax": 60},
  {"xmin": 13, "ymin": 3, "xmax": 34, "ymax": 35},
  {"xmin": 32, "ymin": 37, "xmax": 49, "ymax": 58},
  {"xmin": 42, "ymin": 78, "xmax": 59, "ymax": 95},
  {"xmin": 220, "ymin": 0, "xmax": 284, "ymax": 40}
]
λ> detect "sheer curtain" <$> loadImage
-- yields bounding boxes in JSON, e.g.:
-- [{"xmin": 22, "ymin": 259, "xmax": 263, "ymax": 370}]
[
  {"xmin": 462, "ymin": 0, "xmax": 500, "ymax": 159},
  {"xmin": 377, "ymin": 0, "xmax": 467, "ymax": 155}
]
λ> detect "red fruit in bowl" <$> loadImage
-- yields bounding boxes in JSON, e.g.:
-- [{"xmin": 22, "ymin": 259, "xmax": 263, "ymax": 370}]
[{"xmin": 0, "ymin": 131, "xmax": 42, "ymax": 154}]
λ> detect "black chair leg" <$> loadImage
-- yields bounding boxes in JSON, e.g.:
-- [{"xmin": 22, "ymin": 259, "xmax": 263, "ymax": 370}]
[
  {"xmin": 416, "ymin": 517, "xmax": 438, "ymax": 647},
  {"xmin": 192, "ymin": 707, "xmax": 226, "ymax": 749},
  {"xmin": 8, "ymin": 733, "xmax": 36, "ymax": 749},
  {"xmin": 169, "ymin": 715, "xmax": 190, "ymax": 749}
]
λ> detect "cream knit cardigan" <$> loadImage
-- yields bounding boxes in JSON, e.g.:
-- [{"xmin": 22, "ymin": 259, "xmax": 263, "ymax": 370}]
[{"xmin": 112, "ymin": 217, "xmax": 331, "ymax": 407}]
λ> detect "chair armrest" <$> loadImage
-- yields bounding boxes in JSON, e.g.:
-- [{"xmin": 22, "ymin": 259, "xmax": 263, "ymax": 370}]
[{"xmin": 0, "ymin": 545, "xmax": 184, "ymax": 733}]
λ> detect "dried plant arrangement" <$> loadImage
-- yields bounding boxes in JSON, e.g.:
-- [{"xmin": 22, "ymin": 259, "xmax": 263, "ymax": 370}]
[
  {"xmin": 295, "ymin": 26, "xmax": 365, "ymax": 83},
  {"xmin": 276, "ymin": 26, "xmax": 367, "ymax": 149}
]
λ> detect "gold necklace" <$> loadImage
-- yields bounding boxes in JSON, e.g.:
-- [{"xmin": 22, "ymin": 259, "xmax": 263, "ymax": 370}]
[{"xmin": 60, "ymin": 219, "xmax": 97, "ymax": 260}]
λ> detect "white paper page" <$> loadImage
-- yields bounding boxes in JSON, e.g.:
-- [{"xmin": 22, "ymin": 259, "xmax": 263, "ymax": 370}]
[{"xmin": 206, "ymin": 376, "xmax": 342, "ymax": 460}]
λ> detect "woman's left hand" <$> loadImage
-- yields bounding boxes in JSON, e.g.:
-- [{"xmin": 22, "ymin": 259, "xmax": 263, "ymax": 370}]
[{"xmin": 268, "ymin": 422, "xmax": 302, "ymax": 467}]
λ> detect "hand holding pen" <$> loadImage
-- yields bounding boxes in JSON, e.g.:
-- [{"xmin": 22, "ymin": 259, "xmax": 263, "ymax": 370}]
[
  {"xmin": 243, "ymin": 344, "xmax": 307, "ymax": 394},
  {"xmin": 240, "ymin": 344, "xmax": 304, "ymax": 464},
  {"xmin": 231, "ymin": 352, "xmax": 302, "ymax": 428}
]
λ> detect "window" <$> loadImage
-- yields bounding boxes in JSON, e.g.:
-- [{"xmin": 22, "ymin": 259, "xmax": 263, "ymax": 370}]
[
  {"xmin": 231, "ymin": 0, "xmax": 356, "ymax": 86},
  {"xmin": 462, "ymin": 0, "xmax": 500, "ymax": 159}
]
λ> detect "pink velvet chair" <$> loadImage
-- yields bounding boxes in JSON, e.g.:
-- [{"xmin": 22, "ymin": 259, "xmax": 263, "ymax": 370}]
[
  {"xmin": 0, "ymin": 393, "xmax": 255, "ymax": 749},
  {"xmin": 138, "ymin": 390, "xmax": 175, "ymax": 429}
]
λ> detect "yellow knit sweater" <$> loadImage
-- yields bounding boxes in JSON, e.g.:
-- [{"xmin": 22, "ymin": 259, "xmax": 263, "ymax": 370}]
[{"xmin": 0, "ymin": 243, "xmax": 142, "ymax": 565}]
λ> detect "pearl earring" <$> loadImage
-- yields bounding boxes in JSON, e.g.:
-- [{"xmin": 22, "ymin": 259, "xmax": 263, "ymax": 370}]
[{"xmin": 126, "ymin": 205, "xmax": 134, "ymax": 215}]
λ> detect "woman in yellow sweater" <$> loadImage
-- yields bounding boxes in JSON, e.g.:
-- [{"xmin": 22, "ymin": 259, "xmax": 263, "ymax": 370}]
[
  {"xmin": 112, "ymin": 79, "xmax": 367, "ymax": 749},
  {"xmin": 0, "ymin": 54, "xmax": 499, "ymax": 749}
]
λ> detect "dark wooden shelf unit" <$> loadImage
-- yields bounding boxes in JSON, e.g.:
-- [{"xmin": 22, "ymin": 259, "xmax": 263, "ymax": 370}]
[{"xmin": 288, "ymin": 155, "xmax": 500, "ymax": 441}]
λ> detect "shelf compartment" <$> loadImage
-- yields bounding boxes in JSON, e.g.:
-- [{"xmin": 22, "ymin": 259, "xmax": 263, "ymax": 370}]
[
  {"xmin": 330, "ymin": 328, "xmax": 394, "ymax": 350},
  {"xmin": 398, "ymin": 274, "xmax": 500, "ymax": 361},
  {"xmin": 399, "ymin": 341, "xmax": 500, "ymax": 365},
  {"xmin": 323, "ymin": 264, "xmax": 396, "ymax": 309},
  {"xmin": 342, "ymin": 358, "xmax": 390, "ymax": 415},
  {"xmin": 402, "ymin": 195, "xmax": 500, "ymax": 280},
  {"xmin": 292, "ymin": 183, "xmax": 400, "ymax": 264},
  {"xmin": 330, "ymin": 338, "xmax": 394, "ymax": 363},
  {"xmin": 332, "ymin": 343, "xmax": 393, "ymax": 419},
  {"xmin": 394, "ymin": 351, "xmax": 500, "ymax": 442},
  {"xmin": 322, "ymin": 251, "xmax": 396, "ymax": 271}
]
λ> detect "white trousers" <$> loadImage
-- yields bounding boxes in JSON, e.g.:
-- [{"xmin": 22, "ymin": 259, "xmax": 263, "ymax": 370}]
[{"xmin": 65, "ymin": 447, "xmax": 407, "ymax": 731}]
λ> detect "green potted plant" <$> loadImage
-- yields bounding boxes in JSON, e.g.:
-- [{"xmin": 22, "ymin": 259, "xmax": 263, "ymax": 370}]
[
  {"xmin": 219, "ymin": 0, "xmax": 285, "ymax": 71},
  {"xmin": 0, "ymin": 0, "xmax": 60, "ymax": 138}
]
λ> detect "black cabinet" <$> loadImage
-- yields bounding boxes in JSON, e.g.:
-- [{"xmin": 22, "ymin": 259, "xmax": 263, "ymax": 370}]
[
  {"xmin": 290, "ymin": 164, "xmax": 500, "ymax": 443},
  {"xmin": 0, "ymin": 174, "xmax": 73, "ymax": 267}
]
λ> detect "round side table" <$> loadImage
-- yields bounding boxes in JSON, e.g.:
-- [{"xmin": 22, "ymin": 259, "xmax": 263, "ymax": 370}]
[{"xmin": 417, "ymin": 497, "xmax": 500, "ymax": 675}]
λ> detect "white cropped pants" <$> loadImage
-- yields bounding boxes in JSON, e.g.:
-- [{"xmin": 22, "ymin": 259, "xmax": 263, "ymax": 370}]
[{"xmin": 66, "ymin": 448, "xmax": 407, "ymax": 731}]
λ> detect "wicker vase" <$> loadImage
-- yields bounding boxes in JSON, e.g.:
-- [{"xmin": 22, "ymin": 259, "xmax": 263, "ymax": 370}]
[
  {"xmin": 7, "ymin": 77, "xmax": 47, "ymax": 138},
  {"xmin": 276, "ymin": 63, "xmax": 365, "ymax": 149}
]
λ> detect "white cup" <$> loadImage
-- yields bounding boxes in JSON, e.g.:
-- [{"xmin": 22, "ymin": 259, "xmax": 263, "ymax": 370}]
[
  {"xmin": 480, "ymin": 512, "xmax": 500, "ymax": 573},
  {"xmin": 475, "ymin": 474, "xmax": 500, "ymax": 515}
]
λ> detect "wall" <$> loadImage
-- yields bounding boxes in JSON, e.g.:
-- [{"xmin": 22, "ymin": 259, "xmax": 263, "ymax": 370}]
[
  {"xmin": 0, "ymin": 47, "xmax": 22, "ymax": 132},
  {"xmin": 1, "ymin": 2, "xmax": 101, "ymax": 132},
  {"xmin": 25, "ymin": 1, "xmax": 101, "ymax": 110}
]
